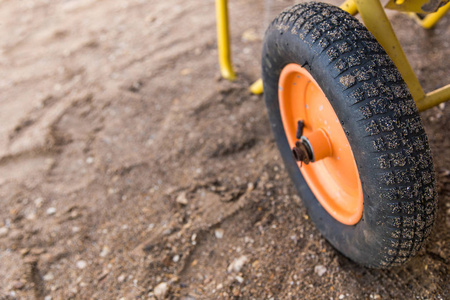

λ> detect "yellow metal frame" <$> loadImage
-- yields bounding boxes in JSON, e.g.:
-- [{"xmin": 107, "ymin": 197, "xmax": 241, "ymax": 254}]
[
  {"xmin": 409, "ymin": 1, "xmax": 450, "ymax": 29},
  {"xmin": 215, "ymin": 0, "xmax": 450, "ymax": 110},
  {"xmin": 216, "ymin": 0, "xmax": 236, "ymax": 80}
]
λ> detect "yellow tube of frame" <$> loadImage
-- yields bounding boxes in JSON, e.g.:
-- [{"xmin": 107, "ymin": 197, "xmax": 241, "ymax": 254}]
[
  {"xmin": 418, "ymin": 1, "xmax": 450, "ymax": 29},
  {"xmin": 216, "ymin": 0, "xmax": 236, "ymax": 81},
  {"xmin": 340, "ymin": 0, "xmax": 358, "ymax": 15},
  {"xmin": 417, "ymin": 84, "xmax": 450, "ymax": 111},
  {"xmin": 250, "ymin": 78, "xmax": 264, "ymax": 94}
]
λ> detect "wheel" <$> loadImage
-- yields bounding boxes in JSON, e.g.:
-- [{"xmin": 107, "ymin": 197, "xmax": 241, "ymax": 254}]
[{"xmin": 262, "ymin": 2, "xmax": 437, "ymax": 268}]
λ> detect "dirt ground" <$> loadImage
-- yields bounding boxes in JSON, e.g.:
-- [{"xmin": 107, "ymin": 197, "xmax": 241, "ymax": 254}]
[{"xmin": 0, "ymin": 0, "xmax": 449, "ymax": 299}]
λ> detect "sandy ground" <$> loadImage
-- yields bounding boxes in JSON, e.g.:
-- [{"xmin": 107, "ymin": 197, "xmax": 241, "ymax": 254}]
[{"xmin": 0, "ymin": 0, "xmax": 449, "ymax": 299}]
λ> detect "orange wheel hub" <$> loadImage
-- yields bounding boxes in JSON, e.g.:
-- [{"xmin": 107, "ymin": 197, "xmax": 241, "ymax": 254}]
[{"xmin": 279, "ymin": 63, "xmax": 363, "ymax": 225}]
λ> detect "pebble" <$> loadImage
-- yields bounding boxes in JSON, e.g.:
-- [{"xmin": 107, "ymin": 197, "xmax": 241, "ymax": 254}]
[
  {"xmin": 0, "ymin": 227, "xmax": 8, "ymax": 237},
  {"xmin": 46, "ymin": 207, "xmax": 56, "ymax": 215},
  {"xmin": 241, "ymin": 28, "xmax": 259, "ymax": 42},
  {"xmin": 26, "ymin": 211, "xmax": 37, "ymax": 220},
  {"xmin": 86, "ymin": 157, "xmax": 94, "ymax": 164},
  {"xmin": 227, "ymin": 255, "xmax": 248, "ymax": 273},
  {"xmin": 172, "ymin": 254, "xmax": 180, "ymax": 263},
  {"xmin": 153, "ymin": 282, "xmax": 169, "ymax": 299},
  {"xmin": 117, "ymin": 274, "xmax": 126, "ymax": 283},
  {"xmin": 76, "ymin": 260, "xmax": 87, "ymax": 269},
  {"xmin": 20, "ymin": 248, "xmax": 30, "ymax": 256},
  {"xmin": 370, "ymin": 293, "xmax": 381, "ymax": 299},
  {"xmin": 99, "ymin": 246, "xmax": 110, "ymax": 258},
  {"xmin": 30, "ymin": 248, "xmax": 45, "ymax": 255},
  {"xmin": 235, "ymin": 275, "xmax": 244, "ymax": 283},
  {"xmin": 215, "ymin": 229, "xmax": 224, "ymax": 239},
  {"xmin": 314, "ymin": 265, "xmax": 327, "ymax": 277},
  {"xmin": 246, "ymin": 182, "xmax": 255, "ymax": 192},
  {"xmin": 339, "ymin": 295, "xmax": 345, "ymax": 299},
  {"xmin": 176, "ymin": 192, "xmax": 188, "ymax": 205},
  {"xmin": 35, "ymin": 197, "xmax": 44, "ymax": 207},
  {"xmin": 44, "ymin": 296, "xmax": 52, "ymax": 300},
  {"xmin": 43, "ymin": 273, "xmax": 54, "ymax": 281}
]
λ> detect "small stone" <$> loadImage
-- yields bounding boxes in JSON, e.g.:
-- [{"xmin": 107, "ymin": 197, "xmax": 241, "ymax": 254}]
[
  {"xmin": 117, "ymin": 274, "xmax": 126, "ymax": 283},
  {"xmin": 339, "ymin": 295, "xmax": 345, "ymax": 299},
  {"xmin": 172, "ymin": 255, "xmax": 180, "ymax": 263},
  {"xmin": 26, "ymin": 212, "xmax": 36, "ymax": 220},
  {"xmin": 0, "ymin": 227, "xmax": 8, "ymax": 237},
  {"xmin": 168, "ymin": 276, "xmax": 179, "ymax": 284},
  {"xmin": 370, "ymin": 293, "xmax": 381, "ymax": 299},
  {"xmin": 180, "ymin": 68, "xmax": 192, "ymax": 76},
  {"xmin": 235, "ymin": 275, "xmax": 244, "ymax": 283},
  {"xmin": 35, "ymin": 197, "xmax": 44, "ymax": 207},
  {"xmin": 246, "ymin": 182, "xmax": 255, "ymax": 192},
  {"xmin": 99, "ymin": 246, "xmax": 110, "ymax": 258},
  {"xmin": 227, "ymin": 255, "xmax": 248, "ymax": 273},
  {"xmin": 86, "ymin": 157, "xmax": 94, "ymax": 164},
  {"xmin": 43, "ymin": 273, "xmax": 54, "ymax": 281},
  {"xmin": 215, "ymin": 229, "xmax": 224, "ymax": 239},
  {"xmin": 30, "ymin": 248, "xmax": 45, "ymax": 255},
  {"xmin": 20, "ymin": 248, "xmax": 30, "ymax": 256},
  {"xmin": 216, "ymin": 283, "xmax": 223, "ymax": 290},
  {"xmin": 241, "ymin": 28, "xmax": 259, "ymax": 42},
  {"xmin": 72, "ymin": 226, "xmax": 80, "ymax": 233},
  {"xmin": 46, "ymin": 207, "xmax": 56, "ymax": 215},
  {"xmin": 44, "ymin": 296, "xmax": 52, "ymax": 300},
  {"xmin": 153, "ymin": 282, "xmax": 169, "ymax": 299},
  {"xmin": 76, "ymin": 260, "xmax": 87, "ymax": 269},
  {"xmin": 314, "ymin": 265, "xmax": 327, "ymax": 277},
  {"xmin": 244, "ymin": 236, "xmax": 254, "ymax": 244},
  {"xmin": 176, "ymin": 192, "xmax": 188, "ymax": 205}
]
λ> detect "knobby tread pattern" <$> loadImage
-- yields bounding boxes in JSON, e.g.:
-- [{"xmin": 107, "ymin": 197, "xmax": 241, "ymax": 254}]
[{"xmin": 264, "ymin": 2, "xmax": 437, "ymax": 267}]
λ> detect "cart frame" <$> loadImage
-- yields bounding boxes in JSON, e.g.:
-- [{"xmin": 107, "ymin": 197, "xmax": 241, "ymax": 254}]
[{"xmin": 215, "ymin": 0, "xmax": 450, "ymax": 111}]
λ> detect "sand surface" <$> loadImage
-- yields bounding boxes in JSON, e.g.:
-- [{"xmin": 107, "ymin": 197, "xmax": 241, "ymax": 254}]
[{"xmin": 0, "ymin": 0, "xmax": 449, "ymax": 299}]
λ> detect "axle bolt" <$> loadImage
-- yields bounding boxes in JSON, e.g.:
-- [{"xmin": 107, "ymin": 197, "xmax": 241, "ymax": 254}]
[{"xmin": 292, "ymin": 141, "xmax": 311, "ymax": 166}]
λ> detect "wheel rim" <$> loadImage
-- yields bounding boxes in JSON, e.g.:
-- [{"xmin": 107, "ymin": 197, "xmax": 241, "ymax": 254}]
[{"xmin": 279, "ymin": 63, "xmax": 363, "ymax": 225}]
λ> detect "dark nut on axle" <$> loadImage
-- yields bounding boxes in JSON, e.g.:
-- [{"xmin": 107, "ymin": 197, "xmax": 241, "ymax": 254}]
[{"xmin": 292, "ymin": 141, "xmax": 311, "ymax": 165}]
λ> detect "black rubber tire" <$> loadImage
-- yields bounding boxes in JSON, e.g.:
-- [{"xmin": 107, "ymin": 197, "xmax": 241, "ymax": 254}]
[{"xmin": 262, "ymin": 2, "xmax": 437, "ymax": 268}]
